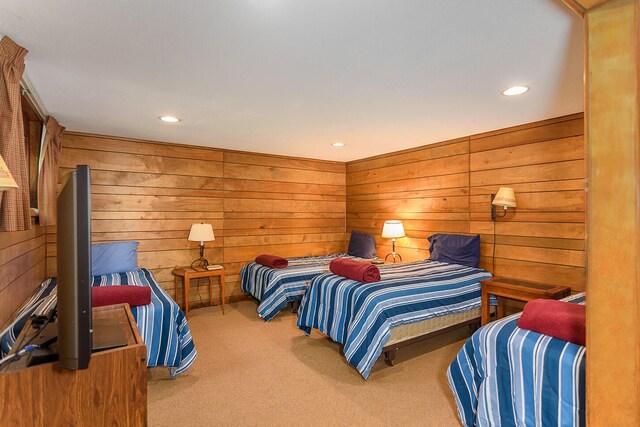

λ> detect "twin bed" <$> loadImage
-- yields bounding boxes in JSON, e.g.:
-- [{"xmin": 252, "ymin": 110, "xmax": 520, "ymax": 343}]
[
  {"xmin": 297, "ymin": 260, "xmax": 491, "ymax": 378},
  {"xmin": 2, "ymin": 268, "xmax": 196, "ymax": 378},
  {"xmin": 448, "ymin": 293, "xmax": 586, "ymax": 426},
  {"xmin": 240, "ymin": 253, "xmax": 372, "ymax": 321}
]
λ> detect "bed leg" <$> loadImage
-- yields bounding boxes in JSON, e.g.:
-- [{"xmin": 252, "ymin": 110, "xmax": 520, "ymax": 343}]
[
  {"xmin": 468, "ymin": 321, "xmax": 480, "ymax": 335},
  {"xmin": 384, "ymin": 349, "xmax": 397, "ymax": 366},
  {"xmin": 290, "ymin": 300, "xmax": 300, "ymax": 313}
]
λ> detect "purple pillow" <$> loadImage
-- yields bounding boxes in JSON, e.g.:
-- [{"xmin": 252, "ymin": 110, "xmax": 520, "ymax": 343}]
[
  {"xmin": 347, "ymin": 231, "xmax": 377, "ymax": 259},
  {"xmin": 428, "ymin": 234, "xmax": 480, "ymax": 268}
]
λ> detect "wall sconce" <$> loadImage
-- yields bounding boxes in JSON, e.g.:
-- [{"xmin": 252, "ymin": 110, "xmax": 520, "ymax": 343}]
[
  {"xmin": 491, "ymin": 187, "xmax": 516, "ymax": 221},
  {"xmin": 0, "ymin": 154, "xmax": 18, "ymax": 191},
  {"xmin": 381, "ymin": 220, "xmax": 405, "ymax": 263}
]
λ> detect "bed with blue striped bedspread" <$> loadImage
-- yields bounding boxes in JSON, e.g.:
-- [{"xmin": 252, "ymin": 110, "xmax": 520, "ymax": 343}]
[
  {"xmin": 1, "ymin": 269, "xmax": 196, "ymax": 377},
  {"xmin": 447, "ymin": 293, "xmax": 586, "ymax": 427},
  {"xmin": 296, "ymin": 260, "xmax": 492, "ymax": 379},
  {"xmin": 241, "ymin": 253, "xmax": 370, "ymax": 322}
]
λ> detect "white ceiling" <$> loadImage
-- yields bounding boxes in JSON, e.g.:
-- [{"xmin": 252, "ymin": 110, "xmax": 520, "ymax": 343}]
[{"xmin": 1, "ymin": 0, "xmax": 583, "ymax": 162}]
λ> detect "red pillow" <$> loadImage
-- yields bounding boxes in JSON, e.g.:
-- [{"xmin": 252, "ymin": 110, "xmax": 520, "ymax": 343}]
[
  {"xmin": 517, "ymin": 299, "xmax": 585, "ymax": 346},
  {"xmin": 92, "ymin": 285, "xmax": 151, "ymax": 308}
]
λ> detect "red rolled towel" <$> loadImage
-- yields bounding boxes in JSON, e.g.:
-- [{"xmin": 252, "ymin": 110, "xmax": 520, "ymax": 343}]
[
  {"xmin": 329, "ymin": 258, "xmax": 381, "ymax": 283},
  {"xmin": 92, "ymin": 285, "xmax": 152, "ymax": 308},
  {"xmin": 255, "ymin": 254, "xmax": 289, "ymax": 269},
  {"xmin": 517, "ymin": 299, "xmax": 586, "ymax": 346}
]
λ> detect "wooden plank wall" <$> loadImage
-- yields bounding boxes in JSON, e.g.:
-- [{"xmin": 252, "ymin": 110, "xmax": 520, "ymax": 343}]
[
  {"xmin": 347, "ymin": 113, "xmax": 586, "ymax": 292},
  {"xmin": 223, "ymin": 152, "xmax": 345, "ymax": 297},
  {"xmin": 346, "ymin": 137, "xmax": 471, "ymax": 260},
  {"xmin": 0, "ymin": 220, "xmax": 46, "ymax": 326},
  {"xmin": 48, "ymin": 133, "xmax": 346, "ymax": 306},
  {"xmin": 44, "ymin": 112, "xmax": 584, "ymax": 310},
  {"xmin": 49, "ymin": 133, "xmax": 225, "ymax": 308}
]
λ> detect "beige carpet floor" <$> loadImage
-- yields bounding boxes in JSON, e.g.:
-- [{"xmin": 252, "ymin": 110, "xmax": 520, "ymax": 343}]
[{"xmin": 147, "ymin": 301, "xmax": 468, "ymax": 427}]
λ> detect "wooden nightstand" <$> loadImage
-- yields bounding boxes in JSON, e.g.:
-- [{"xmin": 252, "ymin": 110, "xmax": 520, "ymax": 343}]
[
  {"xmin": 171, "ymin": 266, "xmax": 225, "ymax": 318},
  {"xmin": 480, "ymin": 277, "xmax": 571, "ymax": 325}
]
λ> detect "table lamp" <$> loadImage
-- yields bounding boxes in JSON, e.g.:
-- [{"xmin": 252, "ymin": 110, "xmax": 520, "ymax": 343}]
[
  {"xmin": 382, "ymin": 220, "xmax": 405, "ymax": 263},
  {"xmin": 188, "ymin": 223, "xmax": 215, "ymax": 268}
]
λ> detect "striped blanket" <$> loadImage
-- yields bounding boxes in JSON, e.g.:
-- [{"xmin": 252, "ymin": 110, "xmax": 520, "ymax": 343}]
[
  {"xmin": 241, "ymin": 253, "xmax": 370, "ymax": 321},
  {"xmin": 2, "ymin": 269, "xmax": 196, "ymax": 377},
  {"xmin": 447, "ymin": 293, "xmax": 586, "ymax": 427},
  {"xmin": 297, "ymin": 260, "xmax": 492, "ymax": 379}
]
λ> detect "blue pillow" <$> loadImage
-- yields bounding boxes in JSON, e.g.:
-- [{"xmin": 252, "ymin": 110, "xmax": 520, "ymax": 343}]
[
  {"xmin": 91, "ymin": 241, "xmax": 140, "ymax": 276},
  {"xmin": 347, "ymin": 231, "xmax": 377, "ymax": 259},
  {"xmin": 427, "ymin": 234, "xmax": 480, "ymax": 268}
]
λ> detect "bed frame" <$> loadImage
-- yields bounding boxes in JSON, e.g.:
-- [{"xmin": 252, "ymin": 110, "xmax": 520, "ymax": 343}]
[{"xmin": 382, "ymin": 317, "xmax": 481, "ymax": 366}]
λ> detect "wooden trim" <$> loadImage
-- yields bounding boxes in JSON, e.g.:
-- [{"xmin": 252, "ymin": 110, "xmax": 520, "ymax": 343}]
[
  {"xmin": 346, "ymin": 136, "xmax": 469, "ymax": 166},
  {"xmin": 561, "ymin": 0, "xmax": 587, "ymax": 16},
  {"xmin": 573, "ymin": 0, "xmax": 612, "ymax": 8},
  {"xmin": 468, "ymin": 113, "xmax": 584, "ymax": 141},
  {"xmin": 63, "ymin": 130, "xmax": 224, "ymax": 154},
  {"xmin": 581, "ymin": 0, "xmax": 640, "ymax": 424}
]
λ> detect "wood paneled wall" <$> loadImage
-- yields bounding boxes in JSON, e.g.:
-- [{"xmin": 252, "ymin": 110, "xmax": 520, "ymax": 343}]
[
  {"xmin": 346, "ymin": 137, "xmax": 471, "ymax": 260},
  {"xmin": 347, "ymin": 113, "xmax": 586, "ymax": 292},
  {"xmin": 222, "ymin": 151, "xmax": 345, "ymax": 297},
  {"xmin": 49, "ymin": 133, "xmax": 345, "ymax": 306},
  {"xmin": 49, "ymin": 133, "xmax": 224, "ymax": 307},
  {"xmin": 0, "ymin": 220, "xmax": 46, "ymax": 326},
  {"xmin": 43, "ymin": 113, "xmax": 584, "ymax": 309}
]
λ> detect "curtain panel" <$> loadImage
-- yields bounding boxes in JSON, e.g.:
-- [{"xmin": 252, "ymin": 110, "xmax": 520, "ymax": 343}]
[
  {"xmin": 0, "ymin": 36, "xmax": 31, "ymax": 231},
  {"xmin": 38, "ymin": 116, "xmax": 65, "ymax": 226}
]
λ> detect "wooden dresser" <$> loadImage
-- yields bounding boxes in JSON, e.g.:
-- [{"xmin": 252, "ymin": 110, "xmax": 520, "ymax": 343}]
[{"xmin": 0, "ymin": 304, "xmax": 147, "ymax": 426}]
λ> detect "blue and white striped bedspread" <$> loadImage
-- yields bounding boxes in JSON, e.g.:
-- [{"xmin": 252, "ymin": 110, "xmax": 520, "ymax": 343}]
[
  {"xmin": 241, "ymin": 254, "xmax": 368, "ymax": 321},
  {"xmin": 2, "ymin": 269, "xmax": 196, "ymax": 376},
  {"xmin": 297, "ymin": 260, "xmax": 492, "ymax": 379},
  {"xmin": 447, "ymin": 293, "xmax": 586, "ymax": 427},
  {"xmin": 93, "ymin": 268, "xmax": 197, "ymax": 375}
]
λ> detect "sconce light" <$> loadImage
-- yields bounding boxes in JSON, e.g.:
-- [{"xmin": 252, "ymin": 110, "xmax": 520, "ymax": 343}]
[
  {"xmin": 491, "ymin": 187, "xmax": 516, "ymax": 221},
  {"xmin": 0, "ymin": 154, "xmax": 18, "ymax": 191}
]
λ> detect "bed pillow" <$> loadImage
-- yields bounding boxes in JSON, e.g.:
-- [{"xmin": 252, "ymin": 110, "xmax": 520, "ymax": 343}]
[
  {"xmin": 427, "ymin": 233, "xmax": 480, "ymax": 268},
  {"xmin": 91, "ymin": 241, "xmax": 140, "ymax": 276},
  {"xmin": 347, "ymin": 231, "xmax": 377, "ymax": 259},
  {"xmin": 92, "ymin": 285, "xmax": 151, "ymax": 308}
]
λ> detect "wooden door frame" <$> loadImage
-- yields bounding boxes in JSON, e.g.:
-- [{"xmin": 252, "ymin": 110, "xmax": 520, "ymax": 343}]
[{"xmin": 562, "ymin": 0, "xmax": 640, "ymax": 425}]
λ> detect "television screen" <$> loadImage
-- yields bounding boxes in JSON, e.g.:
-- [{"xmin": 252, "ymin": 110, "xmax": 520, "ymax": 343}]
[{"xmin": 56, "ymin": 165, "xmax": 92, "ymax": 370}]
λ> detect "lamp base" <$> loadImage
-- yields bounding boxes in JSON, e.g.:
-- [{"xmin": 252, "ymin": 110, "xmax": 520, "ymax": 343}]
[
  {"xmin": 384, "ymin": 252, "xmax": 402, "ymax": 263},
  {"xmin": 191, "ymin": 244, "xmax": 209, "ymax": 268},
  {"xmin": 190, "ymin": 257, "xmax": 210, "ymax": 268}
]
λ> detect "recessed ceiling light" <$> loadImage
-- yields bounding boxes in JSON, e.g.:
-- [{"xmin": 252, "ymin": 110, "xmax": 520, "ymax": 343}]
[
  {"xmin": 332, "ymin": 142, "xmax": 345, "ymax": 147},
  {"xmin": 159, "ymin": 115, "xmax": 180, "ymax": 123},
  {"xmin": 501, "ymin": 86, "xmax": 529, "ymax": 96}
]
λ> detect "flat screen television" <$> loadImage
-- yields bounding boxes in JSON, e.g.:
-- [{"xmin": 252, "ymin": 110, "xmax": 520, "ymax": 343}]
[{"xmin": 56, "ymin": 164, "xmax": 92, "ymax": 370}]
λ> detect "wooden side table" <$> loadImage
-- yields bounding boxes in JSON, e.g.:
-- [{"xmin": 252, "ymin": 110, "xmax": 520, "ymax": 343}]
[
  {"xmin": 480, "ymin": 277, "xmax": 571, "ymax": 325},
  {"xmin": 171, "ymin": 266, "xmax": 225, "ymax": 318}
]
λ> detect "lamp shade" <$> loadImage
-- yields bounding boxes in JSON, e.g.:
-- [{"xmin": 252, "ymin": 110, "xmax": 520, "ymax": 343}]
[
  {"xmin": 0, "ymin": 154, "xmax": 18, "ymax": 191},
  {"xmin": 188, "ymin": 223, "xmax": 215, "ymax": 242},
  {"xmin": 492, "ymin": 187, "xmax": 516, "ymax": 208},
  {"xmin": 381, "ymin": 220, "xmax": 405, "ymax": 239}
]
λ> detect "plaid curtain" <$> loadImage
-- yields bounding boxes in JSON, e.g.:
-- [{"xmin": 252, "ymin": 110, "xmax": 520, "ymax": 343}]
[
  {"xmin": 37, "ymin": 116, "xmax": 65, "ymax": 226},
  {"xmin": 0, "ymin": 36, "xmax": 31, "ymax": 231}
]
